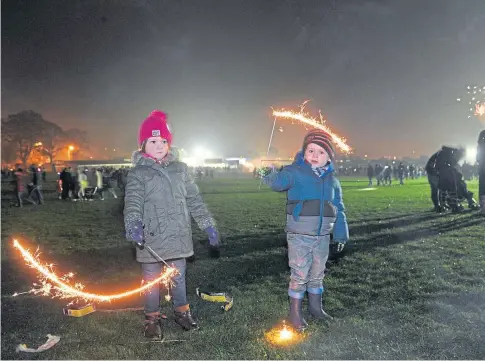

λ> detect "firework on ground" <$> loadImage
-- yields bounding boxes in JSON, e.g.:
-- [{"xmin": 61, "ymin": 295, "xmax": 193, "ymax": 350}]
[
  {"xmin": 12, "ymin": 239, "xmax": 177, "ymax": 304},
  {"xmin": 272, "ymin": 101, "xmax": 352, "ymax": 153},
  {"xmin": 264, "ymin": 321, "xmax": 305, "ymax": 347}
]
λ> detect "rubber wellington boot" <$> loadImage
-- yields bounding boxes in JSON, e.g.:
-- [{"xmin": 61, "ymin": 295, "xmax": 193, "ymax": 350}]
[
  {"xmin": 288, "ymin": 297, "xmax": 307, "ymax": 332},
  {"xmin": 308, "ymin": 293, "xmax": 334, "ymax": 321}
]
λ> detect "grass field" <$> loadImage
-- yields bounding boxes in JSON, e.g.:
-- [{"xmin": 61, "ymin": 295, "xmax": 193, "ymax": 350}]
[{"xmin": 1, "ymin": 175, "xmax": 484, "ymax": 359}]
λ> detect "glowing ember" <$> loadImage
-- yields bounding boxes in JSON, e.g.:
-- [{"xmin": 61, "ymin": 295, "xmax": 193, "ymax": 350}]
[
  {"xmin": 475, "ymin": 102, "xmax": 485, "ymax": 117},
  {"xmin": 279, "ymin": 323, "xmax": 293, "ymax": 341},
  {"xmin": 272, "ymin": 101, "xmax": 352, "ymax": 153},
  {"xmin": 265, "ymin": 321, "xmax": 304, "ymax": 346},
  {"xmin": 12, "ymin": 239, "xmax": 177, "ymax": 303}
]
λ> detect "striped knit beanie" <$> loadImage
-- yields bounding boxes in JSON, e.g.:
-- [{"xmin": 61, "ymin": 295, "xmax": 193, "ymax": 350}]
[{"xmin": 302, "ymin": 129, "xmax": 335, "ymax": 161}]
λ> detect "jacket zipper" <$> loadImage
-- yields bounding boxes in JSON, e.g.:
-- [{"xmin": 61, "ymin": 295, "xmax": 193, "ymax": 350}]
[{"xmin": 317, "ymin": 176, "xmax": 325, "ymax": 236}]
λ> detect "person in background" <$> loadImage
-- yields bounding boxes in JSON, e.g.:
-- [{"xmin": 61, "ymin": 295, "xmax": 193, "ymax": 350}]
[
  {"xmin": 367, "ymin": 163, "xmax": 374, "ymax": 186},
  {"xmin": 13, "ymin": 167, "xmax": 35, "ymax": 207},
  {"xmin": 29, "ymin": 165, "xmax": 44, "ymax": 205}
]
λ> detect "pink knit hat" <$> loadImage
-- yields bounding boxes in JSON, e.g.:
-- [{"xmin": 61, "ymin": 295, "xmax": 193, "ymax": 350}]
[{"xmin": 138, "ymin": 110, "xmax": 172, "ymax": 146}]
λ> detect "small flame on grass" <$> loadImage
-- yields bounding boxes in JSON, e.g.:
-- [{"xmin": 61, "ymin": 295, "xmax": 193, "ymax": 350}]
[{"xmin": 265, "ymin": 321, "xmax": 304, "ymax": 346}]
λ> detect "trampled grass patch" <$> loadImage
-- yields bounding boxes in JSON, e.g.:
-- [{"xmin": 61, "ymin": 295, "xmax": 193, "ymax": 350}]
[{"xmin": 1, "ymin": 176, "xmax": 484, "ymax": 359}]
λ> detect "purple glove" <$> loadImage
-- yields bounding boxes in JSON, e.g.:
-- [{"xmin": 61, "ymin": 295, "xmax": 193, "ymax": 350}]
[
  {"xmin": 205, "ymin": 226, "xmax": 221, "ymax": 247},
  {"xmin": 126, "ymin": 220, "xmax": 144, "ymax": 247}
]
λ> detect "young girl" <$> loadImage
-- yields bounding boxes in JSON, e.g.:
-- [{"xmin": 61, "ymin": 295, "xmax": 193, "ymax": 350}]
[
  {"xmin": 264, "ymin": 129, "xmax": 349, "ymax": 331},
  {"xmin": 124, "ymin": 110, "xmax": 221, "ymax": 340}
]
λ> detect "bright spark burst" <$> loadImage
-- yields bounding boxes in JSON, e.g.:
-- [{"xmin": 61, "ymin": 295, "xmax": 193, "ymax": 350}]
[
  {"xmin": 272, "ymin": 101, "xmax": 352, "ymax": 153},
  {"xmin": 475, "ymin": 102, "xmax": 485, "ymax": 116},
  {"xmin": 460, "ymin": 85, "xmax": 485, "ymax": 121},
  {"xmin": 264, "ymin": 321, "xmax": 304, "ymax": 347},
  {"xmin": 12, "ymin": 239, "xmax": 177, "ymax": 303}
]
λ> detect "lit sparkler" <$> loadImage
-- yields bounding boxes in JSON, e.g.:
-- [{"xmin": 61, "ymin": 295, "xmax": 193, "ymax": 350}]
[
  {"xmin": 12, "ymin": 239, "xmax": 177, "ymax": 303},
  {"xmin": 272, "ymin": 101, "xmax": 352, "ymax": 153},
  {"xmin": 264, "ymin": 321, "xmax": 304, "ymax": 347}
]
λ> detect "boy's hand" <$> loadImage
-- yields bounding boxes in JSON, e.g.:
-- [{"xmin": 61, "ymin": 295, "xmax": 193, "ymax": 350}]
[
  {"xmin": 126, "ymin": 220, "xmax": 145, "ymax": 248},
  {"xmin": 258, "ymin": 167, "xmax": 274, "ymax": 178}
]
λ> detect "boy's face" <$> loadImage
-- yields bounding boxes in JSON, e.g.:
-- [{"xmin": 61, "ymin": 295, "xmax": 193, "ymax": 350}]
[
  {"xmin": 144, "ymin": 136, "xmax": 169, "ymax": 160},
  {"xmin": 304, "ymin": 143, "xmax": 330, "ymax": 167}
]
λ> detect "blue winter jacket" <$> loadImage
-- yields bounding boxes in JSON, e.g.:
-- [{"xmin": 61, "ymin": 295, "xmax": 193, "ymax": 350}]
[{"xmin": 266, "ymin": 152, "xmax": 349, "ymax": 242}]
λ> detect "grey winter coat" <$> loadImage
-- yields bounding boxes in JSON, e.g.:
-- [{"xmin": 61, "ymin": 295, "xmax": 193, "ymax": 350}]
[{"xmin": 124, "ymin": 151, "xmax": 215, "ymax": 263}]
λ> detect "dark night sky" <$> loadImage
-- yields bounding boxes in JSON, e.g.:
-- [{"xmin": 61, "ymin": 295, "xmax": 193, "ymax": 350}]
[{"xmin": 2, "ymin": 0, "xmax": 485, "ymax": 158}]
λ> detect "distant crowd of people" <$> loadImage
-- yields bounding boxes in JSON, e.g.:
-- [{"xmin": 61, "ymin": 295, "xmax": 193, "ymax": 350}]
[
  {"xmin": 195, "ymin": 166, "xmax": 215, "ymax": 180},
  {"xmin": 366, "ymin": 163, "xmax": 424, "ymax": 186},
  {"xmin": 58, "ymin": 166, "xmax": 119, "ymax": 201},
  {"xmin": 2, "ymin": 165, "xmax": 132, "ymax": 207}
]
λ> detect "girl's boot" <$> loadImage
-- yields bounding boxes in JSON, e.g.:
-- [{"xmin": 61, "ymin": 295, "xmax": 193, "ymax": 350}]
[
  {"xmin": 144, "ymin": 313, "xmax": 163, "ymax": 340},
  {"xmin": 288, "ymin": 297, "xmax": 307, "ymax": 332},
  {"xmin": 308, "ymin": 293, "xmax": 333, "ymax": 320},
  {"xmin": 174, "ymin": 305, "xmax": 198, "ymax": 330}
]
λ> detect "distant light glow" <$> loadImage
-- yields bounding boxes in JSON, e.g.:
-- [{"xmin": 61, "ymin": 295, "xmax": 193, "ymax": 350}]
[{"xmin": 465, "ymin": 146, "xmax": 477, "ymax": 164}]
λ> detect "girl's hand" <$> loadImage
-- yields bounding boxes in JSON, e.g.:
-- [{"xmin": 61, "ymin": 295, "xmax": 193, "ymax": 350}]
[{"xmin": 126, "ymin": 220, "xmax": 145, "ymax": 248}]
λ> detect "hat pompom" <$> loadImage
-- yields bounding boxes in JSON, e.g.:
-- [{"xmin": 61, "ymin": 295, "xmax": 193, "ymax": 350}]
[{"xmin": 149, "ymin": 110, "xmax": 168, "ymax": 122}]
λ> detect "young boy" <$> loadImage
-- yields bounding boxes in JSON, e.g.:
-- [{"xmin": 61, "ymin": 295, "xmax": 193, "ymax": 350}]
[
  {"xmin": 264, "ymin": 129, "xmax": 349, "ymax": 331},
  {"xmin": 124, "ymin": 110, "xmax": 221, "ymax": 340}
]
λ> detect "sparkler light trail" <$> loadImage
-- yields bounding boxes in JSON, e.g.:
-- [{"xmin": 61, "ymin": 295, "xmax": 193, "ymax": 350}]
[
  {"xmin": 12, "ymin": 239, "xmax": 176, "ymax": 303},
  {"xmin": 272, "ymin": 101, "xmax": 352, "ymax": 153}
]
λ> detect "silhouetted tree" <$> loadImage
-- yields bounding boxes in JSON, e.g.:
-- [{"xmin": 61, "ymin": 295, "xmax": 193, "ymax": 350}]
[{"xmin": 1, "ymin": 111, "xmax": 49, "ymax": 167}]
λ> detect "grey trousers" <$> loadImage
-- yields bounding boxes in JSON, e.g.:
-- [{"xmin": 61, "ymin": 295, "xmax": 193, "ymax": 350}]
[{"xmin": 287, "ymin": 233, "xmax": 330, "ymax": 299}]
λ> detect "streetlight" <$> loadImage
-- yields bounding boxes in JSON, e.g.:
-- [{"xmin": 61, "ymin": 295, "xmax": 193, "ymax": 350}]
[{"xmin": 68, "ymin": 145, "xmax": 74, "ymax": 160}]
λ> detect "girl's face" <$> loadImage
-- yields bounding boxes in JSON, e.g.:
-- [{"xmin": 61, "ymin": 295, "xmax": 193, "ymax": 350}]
[
  {"xmin": 304, "ymin": 143, "xmax": 330, "ymax": 167},
  {"xmin": 144, "ymin": 137, "xmax": 169, "ymax": 159}
]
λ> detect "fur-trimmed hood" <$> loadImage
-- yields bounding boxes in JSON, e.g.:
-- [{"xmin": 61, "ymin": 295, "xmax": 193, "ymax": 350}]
[{"xmin": 131, "ymin": 149, "xmax": 179, "ymax": 168}]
